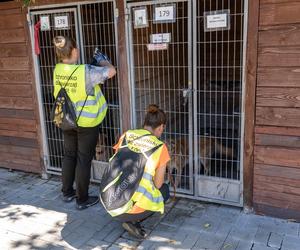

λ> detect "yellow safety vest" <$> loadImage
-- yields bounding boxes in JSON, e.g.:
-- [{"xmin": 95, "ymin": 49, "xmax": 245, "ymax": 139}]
[
  {"xmin": 53, "ymin": 63, "xmax": 107, "ymax": 127},
  {"xmin": 108, "ymin": 129, "xmax": 165, "ymax": 216}
]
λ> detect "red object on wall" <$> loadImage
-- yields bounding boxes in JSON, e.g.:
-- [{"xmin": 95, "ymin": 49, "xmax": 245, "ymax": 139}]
[{"xmin": 34, "ymin": 21, "xmax": 41, "ymax": 55}]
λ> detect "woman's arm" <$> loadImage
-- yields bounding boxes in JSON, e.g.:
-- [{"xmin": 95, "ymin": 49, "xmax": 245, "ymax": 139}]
[
  {"xmin": 98, "ymin": 60, "xmax": 116, "ymax": 79},
  {"xmin": 92, "ymin": 50, "xmax": 116, "ymax": 79},
  {"xmin": 153, "ymin": 144, "xmax": 170, "ymax": 189},
  {"xmin": 154, "ymin": 164, "xmax": 167, "ymax": 189},
  {"xmin": 85, "ymin": 50, "xmax": 116, "ymax": 94},
  {"xmin": 85, "ymin": 64, "xmax": 116, "ymax": 94}
]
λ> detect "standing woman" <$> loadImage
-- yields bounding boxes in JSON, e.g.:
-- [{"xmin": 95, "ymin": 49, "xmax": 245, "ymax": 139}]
[{"xmin": 53, "ymin": 36, "xmax": 116, "ymax": 210}]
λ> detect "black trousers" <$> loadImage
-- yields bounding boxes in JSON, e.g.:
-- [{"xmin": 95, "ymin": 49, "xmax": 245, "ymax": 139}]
[
  {"xmin": 62, "ymin": 125, "xmax": 99, "ymax": 203},
  {"xmin": 116, "ymin": 183, "xmax": 170, "ymax": 223}
]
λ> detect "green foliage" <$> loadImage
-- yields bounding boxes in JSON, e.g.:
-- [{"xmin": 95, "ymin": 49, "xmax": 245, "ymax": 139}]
[{"xmin": 16, "ymin": 0, "xmax": 36, "ymax": 7}]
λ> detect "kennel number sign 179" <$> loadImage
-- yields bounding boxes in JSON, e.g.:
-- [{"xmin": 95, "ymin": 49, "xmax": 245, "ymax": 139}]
[{"xmin": 154, "ymin": 4, "xmax": 176, "ymax": 23}]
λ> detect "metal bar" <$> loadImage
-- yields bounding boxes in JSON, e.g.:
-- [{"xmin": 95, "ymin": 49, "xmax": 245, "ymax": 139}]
[
  {"xmin": 77, "ymin": 5, "xmax": 85, "ymax": 63},
  {"xmin": 127, "ymin": 8, "xmax": 137, "ymax": 128},
  {"xmin": 187, "ymin": 0, "xmax": 193, "ymax": 194},
  {"xmin": 192, "ymin": 0, "xmax": 198, "ymax": 196},
  {"xmin": 45, "ymin": 169, "xmax": 62, "ymax": 175},
  {"xmin": 29, "ymin": 0, "xmax": 114, "ymax": 11},
  {"xmin": 127, "ymin": 0, "xmax": 188, "ymax": 8},
  {"xmin": 29, "ymin": 8, "xmax": 80, "ymax": 15},
  {"xmin": 172, "ymin": 189, "xmax": 243, "ymax": 207}
]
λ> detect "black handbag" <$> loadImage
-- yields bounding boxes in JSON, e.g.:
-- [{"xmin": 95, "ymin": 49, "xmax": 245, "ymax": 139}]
[{"xmin": 51, "ymin": 66, "xmax": 88, "ymax": 131}]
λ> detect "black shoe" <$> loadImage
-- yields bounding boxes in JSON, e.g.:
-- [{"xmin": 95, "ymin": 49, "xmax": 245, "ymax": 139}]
[
  {"xmin": 122, "ymin": 222, "xmax": 147, "ymax": 239},
  {"xmin": 62, "ymin": 191, "xmax": 76, "ymax": 203},
  {"xmin": 76, "ymin": 196, "xmax": 99, "ymax": 210}
]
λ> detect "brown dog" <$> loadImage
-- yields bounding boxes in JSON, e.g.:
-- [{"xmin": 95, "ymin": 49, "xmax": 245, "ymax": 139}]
[
  {"xmin": 165, "ymin": 137, "xmax": 189, "ymax": 188},
  {"xmin": 166, "ymin": 136, "xmax": 235, "ymax": 187},
  {"xmin": 95, "ymin": 134, "xmax": 111, "ymax": 162}
]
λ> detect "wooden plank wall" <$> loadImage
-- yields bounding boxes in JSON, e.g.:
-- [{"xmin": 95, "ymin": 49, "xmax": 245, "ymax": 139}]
[
  {"xmin": 0, "ymin": 2, "xmax": 42, "ymax": 173},
  {"xmin": 254, "ymin": 0, "xmax": 300, "ymax": 218}
]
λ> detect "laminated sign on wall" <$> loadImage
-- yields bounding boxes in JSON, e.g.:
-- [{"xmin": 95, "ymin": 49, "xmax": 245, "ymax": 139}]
[
  {"xmin": 147, "ymin": 43, "xmax": 168, "ymax": 51},
  {"xmin": 40, "ymin": 16, "xmax": 50, "ymax": 31},
  {"xmin": 204, "ymin": 10, "xmax": 230, "ymax": 32},
  {"xmin": 150, "ymin": 33, "xmax": 171, "ymax": 44},
  {"xmin": 54, "ymin": 15, "xmax": 69, "ymax": 30},
  {"xmin": 133, "ymin": 7, "xmax": 148, "ymax": 28},
  {"xmin": 153, "ymin": 4, "xmax": 176, "ymax": 23}
]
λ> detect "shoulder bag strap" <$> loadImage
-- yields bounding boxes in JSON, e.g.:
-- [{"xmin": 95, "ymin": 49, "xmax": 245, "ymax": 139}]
[
  {"xmin": 76, "ymin": 94, "xmax": 89, "ymax": 122},
  {"xmin": 56, "ymin": 65, "xmax": 87, "ymax": 123},
  {"xmin": 57, "ymin": 65, "xmax": 80, "ymax": 89}
]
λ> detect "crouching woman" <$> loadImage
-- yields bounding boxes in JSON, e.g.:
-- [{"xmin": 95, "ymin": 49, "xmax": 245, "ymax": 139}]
[{"xmin": 99, "ymin": 105, "xmax": 170, "ymax": 239}]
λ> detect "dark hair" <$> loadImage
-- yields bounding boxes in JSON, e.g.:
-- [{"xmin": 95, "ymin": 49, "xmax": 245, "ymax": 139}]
[
  {"xmin": 143, "ymin": 104, "xmax": 167, "ymax": 129},
  {"xmin": 53, "ymin": 36, "xmax": 77, "ymax": 62}
]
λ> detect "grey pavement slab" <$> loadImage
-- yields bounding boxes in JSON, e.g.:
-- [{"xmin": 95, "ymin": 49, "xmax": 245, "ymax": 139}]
[
  {"xmin": 281, "ymin": 235, "xmax": 300, "ymax": 250},
  {"xmin": 252, "ymin": 243, "xmax": 277, "ymax": 250},
  {"xmin": 236, "ymin": 241, "xmax": 253, "ymax": 250},
  {"xmin": 254, "ymin": 227, "xmax": 271, "ymax": 245},
  {"xmin": 267, "ymin": 233, "xmax": 283, "ymax": 249},
  {"xmin": 1, "ymin": 168, "xmax": 300, "ymax": 250}
]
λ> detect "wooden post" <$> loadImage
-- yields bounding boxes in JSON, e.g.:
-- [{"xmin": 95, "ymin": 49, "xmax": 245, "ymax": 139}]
[
  {"xmin": 243, "ymin": 0, "xmax": 259, "ymax": 209},
  {"xmin": 115, "ymin": 0, "xmax": 131, "ymax": 132}
]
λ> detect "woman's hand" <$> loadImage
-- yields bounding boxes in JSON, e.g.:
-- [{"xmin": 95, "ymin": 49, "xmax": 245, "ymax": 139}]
[
  {"xmin": 99, "ymin": 61, "xmax": 116, "ymax": 79},
  {"xmin": 93, "ymin": 49, "xmax": 116, "ymax": 79}
]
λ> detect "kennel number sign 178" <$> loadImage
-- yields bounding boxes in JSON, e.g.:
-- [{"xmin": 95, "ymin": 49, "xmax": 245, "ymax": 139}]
[{"xmin": 54, "ymin": 15, "xmax": 69, "ymax": 30}]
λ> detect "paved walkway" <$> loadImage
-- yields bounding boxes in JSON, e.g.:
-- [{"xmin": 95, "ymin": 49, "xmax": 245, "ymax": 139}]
[{"xmin": 0, "ymin": 168, "xmax": 300, "ymax": 250}]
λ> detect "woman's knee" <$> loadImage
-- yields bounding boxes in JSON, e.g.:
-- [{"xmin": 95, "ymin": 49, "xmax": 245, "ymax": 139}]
[{"xmin": 160, "ymin": 183, "xmax": 170, "ymax": 203}]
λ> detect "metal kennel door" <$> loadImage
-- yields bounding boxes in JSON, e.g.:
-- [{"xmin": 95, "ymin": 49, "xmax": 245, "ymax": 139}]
[
  {"xmin": 127, "ymin": 0, "xmax": 194, "ymax": 194},
  {"xmin": 29, "ymin": 8, "xmax": 80, "ymax": 174},
  {"xmin": 193, "ymin": 0, "xmax": 247, "ymax": 206},
  {"xmin": 29, "ymin": 1, "xmax": 121, "ymax": 180}
]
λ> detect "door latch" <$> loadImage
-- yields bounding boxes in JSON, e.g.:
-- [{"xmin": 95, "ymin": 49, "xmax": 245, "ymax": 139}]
[{"xmin": 182, "ymin": 88, "xmax": 192, "ymax": 106}]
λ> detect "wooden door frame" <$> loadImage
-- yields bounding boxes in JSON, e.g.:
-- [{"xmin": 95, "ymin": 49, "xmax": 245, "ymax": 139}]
[
  {"xmin": 243, "ymin": 0, "xmax": 259, "ymax": 209},
  {"xmin": 116, "ymin": 0, "xmax": 131, "ymax": 132}
]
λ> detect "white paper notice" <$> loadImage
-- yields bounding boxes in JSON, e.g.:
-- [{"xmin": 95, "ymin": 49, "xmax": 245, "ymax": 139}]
[
  {"xmin": 147, "ymin": 43, "xmax": 168, "ymax": 51},
  {"xmin": 204, "ymin": 10, "xmax": 230, "ymax": 32},
  {"xmin": 206, "ymin": 13, "xmax": 227, "ymax": 29},
  {"xmin": 150, "ymin": 33, "xmax": 171, "ymax": 44}
]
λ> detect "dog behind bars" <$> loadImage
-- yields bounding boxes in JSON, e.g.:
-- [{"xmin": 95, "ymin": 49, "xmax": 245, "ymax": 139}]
[
  {"xmin": 166, "ymin": 136, "xmax": 235, "ymax": 187},
  {"xmin": 95, "ymin": 133, "xmax": 111, "ymax": 162}
]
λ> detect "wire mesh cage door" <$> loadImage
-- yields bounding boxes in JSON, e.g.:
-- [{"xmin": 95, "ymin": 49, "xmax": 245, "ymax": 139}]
[
  {"xmin": 127, "ymin": 0, "xmax": 194, "ymax": 195},
  {"xmin": 30, "ymin": 2, "xmax": 121, "ymax": 180},
  {"xmin": 193, "ymin": 0, "xmax": 246, "ymax": 206},
  {"xmin": 31, "ymin": 8, "xmax": 80, "ymax": 174},
  {"xmin": 79, "ymin": 1, "xmax": 121, "ymax": 183}
]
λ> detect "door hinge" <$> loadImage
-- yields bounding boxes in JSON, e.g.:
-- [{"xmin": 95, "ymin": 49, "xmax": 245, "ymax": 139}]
[
  {"xmin": 125, "ymin": 8, "xmax": 130, "ymax": 21},
  {"xmin": 43, "ymin": 155, "xmax": 49, "ymax": 169},
  {"xmin": 114, "ymin": 8, "xmax": 119, "ymax": 18},
  {"xmin": 27, "ymin": 13, "xmax": 32, "ymax": 25}
]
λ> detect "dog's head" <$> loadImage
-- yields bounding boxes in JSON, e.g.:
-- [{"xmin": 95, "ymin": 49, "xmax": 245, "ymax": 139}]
[
  {"xmin": 165, "ymin": 137, "xmax": 188, "ymax": 177},
  {"xmin": 95, "ymin": 134, "xmax": 109, "ymax": 161}
]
